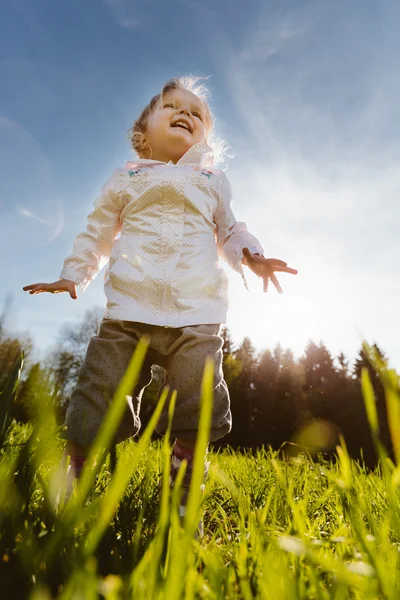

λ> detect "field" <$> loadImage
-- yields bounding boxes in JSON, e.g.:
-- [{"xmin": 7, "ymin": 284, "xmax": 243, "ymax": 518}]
[{"xmin": 1, "ymin": 343, "xmax": 400, "ymax": 599}]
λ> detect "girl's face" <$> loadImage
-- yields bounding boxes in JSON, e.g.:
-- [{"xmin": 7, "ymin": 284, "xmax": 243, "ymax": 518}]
[{"xmin": 145, "ymin": 88, "xmax": 208, "ymax": 163}]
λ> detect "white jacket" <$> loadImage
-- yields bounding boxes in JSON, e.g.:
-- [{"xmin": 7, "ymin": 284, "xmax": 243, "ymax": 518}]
[{"xmin": 60, "ymin": 143, "xmax": 264, "ymax": 327}]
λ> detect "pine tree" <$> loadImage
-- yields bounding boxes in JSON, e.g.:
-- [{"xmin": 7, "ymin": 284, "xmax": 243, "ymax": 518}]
[
  {"xmin": 337, "ymin": 352, "xmax": 349, "ymax": 379},
  {"xmin": 353, "ymin": 343, "xmax": 387, "ymax": 384},
  {"xmin": 253, "ymin": 347, "xmax": 301, "ymax": 449},
  {"xmin": 220, "ymin": 326, "xmax": 242, "ymax": 388},
  {"xmin": 252, "ymin": 348, "xmax": 279, "ymax": 447},
  {"xmin": 225, "ymin": 337, "xmax": 258, "ymax": 448},
  {"xmin": 301, "ymin": 341, "xmax": 338, "ymax": 421},
  {"xmin": 15, "ymin": 363, "xmax": 50, "ymax": 422},
  {"xmin": 351, "ymin": 343, "xmax": 391, "ymax": 460}
]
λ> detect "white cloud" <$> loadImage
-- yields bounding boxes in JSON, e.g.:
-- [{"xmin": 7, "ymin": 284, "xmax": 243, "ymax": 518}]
[
  {"xmin": 212, "ymin": 1, "xmax": 400, "ymax": 368},
  {"xmin": 0, "ymin": 117, "xmax": 51, "ymax": 214},
  {"xmin": 18, "ymin": 202, "xmax": 64, "ymax": 243},
  {"xmin": 0, "ymin": 117, "xmax": 65, "ymax": 249}
]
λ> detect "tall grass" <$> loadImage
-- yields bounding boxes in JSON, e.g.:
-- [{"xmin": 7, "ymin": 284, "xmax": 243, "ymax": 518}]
[{"xmin": 0, "ymin": 342, "xmax": 400, "ymax": 599}]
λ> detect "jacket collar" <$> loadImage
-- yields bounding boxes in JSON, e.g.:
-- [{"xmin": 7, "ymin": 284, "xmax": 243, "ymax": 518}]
[{"xmin": 125, "ymin": 143, "xmax": 214, "ymax": 169}]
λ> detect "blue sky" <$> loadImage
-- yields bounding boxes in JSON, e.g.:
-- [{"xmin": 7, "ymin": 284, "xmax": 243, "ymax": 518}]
[{"xmin": 1, "ymin": 0, "xmax": 400, "ymax": 369}]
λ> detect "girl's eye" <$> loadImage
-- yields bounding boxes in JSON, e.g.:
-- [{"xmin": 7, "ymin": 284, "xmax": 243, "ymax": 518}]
[
  {"xmin": 164, "ymin": 103, "xmax": 175, "ymax": 109},
  {"xmin": 192, "ymin": 112, "xmax": 203, "ymax": 121}
]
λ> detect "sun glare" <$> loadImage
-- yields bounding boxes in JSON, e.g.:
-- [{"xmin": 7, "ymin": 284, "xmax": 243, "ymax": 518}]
[{"xmin": 227, "ymin": 257, "xmax": 360, "ymax": 362}]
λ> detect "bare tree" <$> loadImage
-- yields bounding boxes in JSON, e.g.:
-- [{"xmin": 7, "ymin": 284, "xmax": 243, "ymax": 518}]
[{"xmin": 48, "ymin": 307, "xmax": 104, "ymax": 398}]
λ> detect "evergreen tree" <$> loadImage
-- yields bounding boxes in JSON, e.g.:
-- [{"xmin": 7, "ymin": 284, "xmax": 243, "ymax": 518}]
[
  {"xmin": 351, "ymin": 343, "xmax": 391, "ymax": 461},
  {"xmin": 301, "ymin": 341, "xmax": 338, "ymax": 421},
  {"xmin": 220, "ymin": 326, "xmax": 234, "ymax": 358},
  {"xmin": 337, "ymin": 352, "xmax": 350, "ymax": 380},
  {"xmin": 274, "ymin": 349, "xmax": 301, "ymax": 443},
  {"xmin": 253, "ymin": 346, "xmax": 301, "ymax": 449},
  {"xmin": 220, "ymin": 326, "xmax": 242, "ymax": 388},
  {"xmin": 225, "ymin": 337, "xmax": 258, "ymax": 448},
  {"xmin": 252, "ymin": 347, "xmax": 279, "ymax": 447},
  {"xmin": 353, "ymin": 343, "xmax": 387, "ymax": 386},
  {"xmin": 15, "ymin": 363, "xmax": 53, "ymax": 423}
]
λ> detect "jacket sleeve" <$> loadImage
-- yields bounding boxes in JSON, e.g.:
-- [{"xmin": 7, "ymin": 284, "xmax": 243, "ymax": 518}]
[
  {"xmin": 60, "ymin": 169, "xmax": 130, "ymax": 290},
  {"xmin": 214, "ymin": 172, "xmax": 264, "ymax": 274}
]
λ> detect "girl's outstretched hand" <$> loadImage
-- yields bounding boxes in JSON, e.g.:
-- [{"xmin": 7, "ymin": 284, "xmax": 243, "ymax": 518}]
[
  {"xmin": 242, "ymin": 247, "xmax": 298, "ymax": 293},
  {"xmin": 23, "ymin": 279, "xmax": 78, "ymax": 299}
]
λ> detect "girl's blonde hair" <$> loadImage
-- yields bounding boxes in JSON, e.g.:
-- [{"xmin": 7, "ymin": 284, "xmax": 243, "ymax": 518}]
[{"xmin": 129, "ymin": 75, "xmax": 228, "ymax": 165}]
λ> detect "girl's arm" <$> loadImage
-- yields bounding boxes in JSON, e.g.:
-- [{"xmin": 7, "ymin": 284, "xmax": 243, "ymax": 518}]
[
  {"xmin": 23, "ymin": 170, "xmax": 129, "ymax": 297},
  {"xmin": 214, "ymin": 173, "xmax": 298, "ymax": 293},
  {"xmin": 214, "ymin": 173, "xmax": 264, "ymax": 274}
]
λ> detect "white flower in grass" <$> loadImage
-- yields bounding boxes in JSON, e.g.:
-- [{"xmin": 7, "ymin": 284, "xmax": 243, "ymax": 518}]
[
  {"xmin": 347, "ymin": 562, "xmax": 374, "ymax": 576},
  {"xmin": 278, "ymin": 536, "xmax": 307, "ymax": 556},
  {"xmin": 311, "ymin": 539, "xmax": 323, "ymax": 546}
]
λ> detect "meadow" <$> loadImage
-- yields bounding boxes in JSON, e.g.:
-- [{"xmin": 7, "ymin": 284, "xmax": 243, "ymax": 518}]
[{"xmin": 1, "ymin": 342, "xmax": 400, "ymax": 599}]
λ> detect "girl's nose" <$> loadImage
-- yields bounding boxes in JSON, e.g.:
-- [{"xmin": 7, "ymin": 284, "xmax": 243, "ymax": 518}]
[{"xmin": 179, "ymin": 108, "xmax": 190, "ymax": 116}]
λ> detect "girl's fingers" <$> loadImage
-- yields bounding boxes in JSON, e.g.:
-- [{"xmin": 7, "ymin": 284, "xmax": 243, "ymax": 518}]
[
  {"xmin": 23, "ymin": 283, "xmax": 43, "ymax": 291},
  {"xmin": 23, "ymin": 280, "xmax": 77, "ymax": 298},
  {"xmin": 269, "ymin": 266, "xmax": 298, "ymax": 275},
  {"xmin": 270, "ymin": 274, "xmax": 283, "ymax": 294},
  {"xmin": 263, "ymin": 276, "xmax": 269, "ymax": 293},
  {"xmin": 24, "ymin": 283, "xmax": 54, "ymax": 293}
]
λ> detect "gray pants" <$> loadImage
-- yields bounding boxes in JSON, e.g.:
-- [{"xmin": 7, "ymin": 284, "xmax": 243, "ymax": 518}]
[{"xmin": 64, "ymin": 319, "xmax": 232, "ymax": 446}]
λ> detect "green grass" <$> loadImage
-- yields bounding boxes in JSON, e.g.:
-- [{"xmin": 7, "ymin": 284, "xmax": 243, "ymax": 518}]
[{"xmin": 1, "ymin": 343, "xmax": 400, "ymax": 599}]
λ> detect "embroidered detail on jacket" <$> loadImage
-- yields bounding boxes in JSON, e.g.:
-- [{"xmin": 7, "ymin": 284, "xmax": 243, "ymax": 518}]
[
  {"xmin": 192, "ymin": 166, "xmax": 214, "ymax": 179},
  {"xmin": 128, "ymin": 168, "xmax": 145, "ymax": 177}
]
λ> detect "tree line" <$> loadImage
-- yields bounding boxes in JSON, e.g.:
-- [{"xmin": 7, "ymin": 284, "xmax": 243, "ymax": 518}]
[{"xmin": 0, "ymin": 306, "xmax": 391, "ymax": 467}]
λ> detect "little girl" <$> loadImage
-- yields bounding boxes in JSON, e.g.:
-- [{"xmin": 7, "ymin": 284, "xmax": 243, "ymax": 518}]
[{"xmin": 24, "ymin": 76, "xmax": 297, "ymax": 516}]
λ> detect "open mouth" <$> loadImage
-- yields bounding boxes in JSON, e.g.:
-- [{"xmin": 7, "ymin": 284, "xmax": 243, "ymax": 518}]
[{"xmin": 171, "ymin": 119, "xmax": 192, "ymax": 133}]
